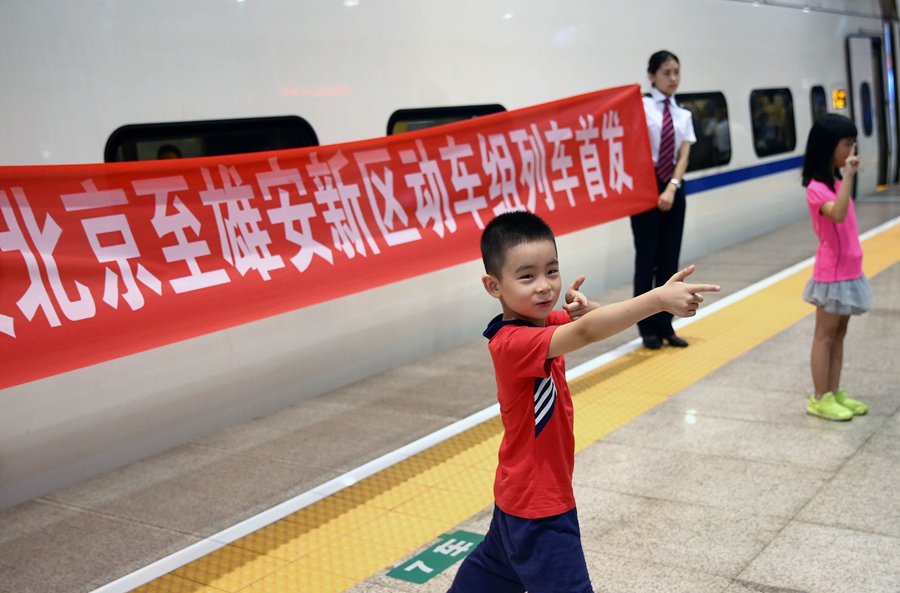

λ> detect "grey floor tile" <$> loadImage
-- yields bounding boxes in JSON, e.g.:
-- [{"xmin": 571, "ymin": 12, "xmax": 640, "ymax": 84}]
[
  {"xmin": 317, "ymin": 352, "xmax": 496, "ymax": 418},
  {"xmin": 869, "ymin": 411, "xmax": 900, "ymax": 438},
  {"xmin": 0, "ymin": 499, "xmax": 78, "ymax": 548},
  {"xmin": 656, "ymin": 383, "xmax": 815, "ymax": 426},
  {"xmin": 584, "ymin": 550, "xmax": 732, "ymax": 593},
  {"xmin": 43, "ymin": 445, "xmax": 340, "ymax": 536},
  {"xmin": 721, "ymin": 582, "xmax": 809, "ymax": 593},
  {"xmin": 195, "ymin": 401, "xmax": 454, "ymax": 472},
  {"xmin": 603, "ymin": 408, "xmax": 874, "ymax": 472},
  {"xmin": 574, "ymin": 488, "xmax": 785, "ymax": 578},
  {"xmin": 574, "ymin": 441, "xmax": 831, "ymax": 519},
  {"xmin": 796, "ymin": 433, "xmax": 900, "ymax": 538},
  {"xmin": 734, "ymin": 521, "xmax": 900, "ymax": 593},
  {"xmin": 736, "ymin": 321, "xmax": 813, "ymax": 367},
  {"xmin": 192, "ymin": 398, "xmax": 353, "ymax": 451},
  {"xmin": 688, "ymin": 261, "xmax": 803, "ymax": 288},
  {"xmin": 841, "ymin": 339, "xmax": 900, "ymax": 375},
  {"xmin": 695, "ymin": 359, "xmax": 811, "ymax": 395},
  {"xmin": 0, "ymin": 500, "xmax": 197, "ymax": 593}
]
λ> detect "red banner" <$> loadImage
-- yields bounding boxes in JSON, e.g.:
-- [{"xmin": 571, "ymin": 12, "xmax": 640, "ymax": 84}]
[{"xmin": 0, "ymin": 84, "xmax": 655, "ymax": 389}]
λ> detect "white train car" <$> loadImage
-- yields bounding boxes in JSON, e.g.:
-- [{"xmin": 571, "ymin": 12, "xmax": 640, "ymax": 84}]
[{"xmin": 0, "ymin": 0, "xmax": 894, "ymax": 509}]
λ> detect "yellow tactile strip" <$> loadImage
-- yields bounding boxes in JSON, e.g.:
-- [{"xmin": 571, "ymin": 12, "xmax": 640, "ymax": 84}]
[{"xmin": 132, "ymin": 222, "xmax": 900, "ymax": 593}]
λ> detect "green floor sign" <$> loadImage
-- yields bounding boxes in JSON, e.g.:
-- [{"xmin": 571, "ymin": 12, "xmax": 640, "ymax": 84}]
[{"xmin": 387, "ymin": 530, "xmax": 484, "ymax": 584}]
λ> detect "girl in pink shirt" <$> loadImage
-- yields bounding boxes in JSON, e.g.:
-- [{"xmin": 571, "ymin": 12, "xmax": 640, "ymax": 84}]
[{"xmin": 800, "ymin": 114, "xmax": 873, "ymax": 421}]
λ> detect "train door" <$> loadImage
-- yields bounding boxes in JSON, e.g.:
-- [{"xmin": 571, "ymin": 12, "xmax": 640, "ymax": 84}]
[
  {"xmin": 887, "ymin": 20, "xmax": 900, "ymax": 185},
  {"xmin": 847, "ymin": 34, "xmax": 888, "ymax": 196}
]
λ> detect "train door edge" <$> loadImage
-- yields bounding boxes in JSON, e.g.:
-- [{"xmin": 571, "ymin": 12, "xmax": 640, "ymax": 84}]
[
  {"xmin": 887, "ymin": 19, "xmax": 900, "ymax": 185},
  {"xmin": 846, "ymin": 33, "xmax": 888, "ymax": 196}
]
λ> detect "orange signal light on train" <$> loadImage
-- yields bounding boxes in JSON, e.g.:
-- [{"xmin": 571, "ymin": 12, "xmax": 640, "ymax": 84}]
[{"xmin": 833, "ymin": 89, "xmax": 847, "ymax": 109}]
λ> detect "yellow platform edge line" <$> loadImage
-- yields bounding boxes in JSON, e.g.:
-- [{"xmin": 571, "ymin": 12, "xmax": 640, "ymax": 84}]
[{"xmin": 131, "ymin": 223, "xmax": 900, "ymax": 593}]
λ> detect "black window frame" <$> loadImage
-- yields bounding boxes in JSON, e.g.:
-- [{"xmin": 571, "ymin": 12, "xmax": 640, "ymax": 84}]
[
  {"xmin": 810, "ymin": 85, "xmax": 828, "ymax": 122},
  {"xmin": 674, "ymin": 91, "xmax": 731, "ymax": 171},
  {"xmin": 749, "ymin": 88, "xmax": 797, "ymax": 158},
  {"xmin": 859, "ymin": 81, "xmax": 874, "ymax": 136},
  {"xmin": 387, "ymin": 104, "xmax": 506, "ymax": 136},
  {"xmin": 104, "ymin": 115, "xmax": 319, "ymax": 163}
]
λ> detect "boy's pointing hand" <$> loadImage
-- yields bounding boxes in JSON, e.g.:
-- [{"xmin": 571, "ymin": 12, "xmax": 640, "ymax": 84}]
[
  {"xmin": 661, "ymin": 265, "xmax": 721, "ymax": 317},
  {"xmin": 564, "ymin": 275, "xmax": 591, "ymax": 321}
]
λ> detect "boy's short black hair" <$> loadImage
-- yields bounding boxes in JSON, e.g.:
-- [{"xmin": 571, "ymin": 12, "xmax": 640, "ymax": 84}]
[{"xmin": 481, "ymin": 210, "xmax": 557, "ymax": 278}]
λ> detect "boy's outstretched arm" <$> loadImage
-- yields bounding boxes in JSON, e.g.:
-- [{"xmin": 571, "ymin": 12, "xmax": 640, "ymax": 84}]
[{"xmin": 548, "ymin": 266, "xmax": 720, "ymax": 359}]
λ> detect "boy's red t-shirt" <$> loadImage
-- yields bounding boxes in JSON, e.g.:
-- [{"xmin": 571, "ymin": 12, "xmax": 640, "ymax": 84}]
[{"xmin": 483, "ymin": 310, "xmax": 576, "ymax": 519}]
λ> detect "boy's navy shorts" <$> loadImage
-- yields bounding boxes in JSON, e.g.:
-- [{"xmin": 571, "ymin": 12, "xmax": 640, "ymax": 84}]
[{"xmin": 447, "ymin": 505, "xmax": 593, "ymax": 593}]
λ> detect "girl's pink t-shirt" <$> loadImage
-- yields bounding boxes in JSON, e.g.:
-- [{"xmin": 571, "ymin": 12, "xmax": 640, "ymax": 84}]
[{"xmin": 806, "ymin": 179, "xmax": 864, "ymax": 282}]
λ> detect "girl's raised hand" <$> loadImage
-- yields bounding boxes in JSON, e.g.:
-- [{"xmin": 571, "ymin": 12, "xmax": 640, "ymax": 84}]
[{"xmin": 845, "ymin": 142, "xmax": 860, "ymax": 176}]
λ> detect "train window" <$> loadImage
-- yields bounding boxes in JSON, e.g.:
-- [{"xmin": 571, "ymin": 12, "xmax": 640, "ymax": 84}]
[
  {"xmin": 675, "ymin": 92, "xmax": 730, "ymax": 170},
  {"xmin": 811, "ymin": 86, "xmax": 828, "ymax": 122},
  {"xmin": 104, "ymin": 115, "xmax": 319, "ymax": 162},
  {"xmin": 750, "ymin": 88, "xmax": 796, "ymax": 158},
  {"xmin": 860, "ymin": 81, "xmax": 874, "ymax": 136},
  {"xmin": 387, "ymin": 104, "xmax": 506, "ymax": 135}
]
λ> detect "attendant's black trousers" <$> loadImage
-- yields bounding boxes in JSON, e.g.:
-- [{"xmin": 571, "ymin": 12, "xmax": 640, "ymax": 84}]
[{"xmin": 629, "ymin": 177, "xmax": 686, "ymax": 338}]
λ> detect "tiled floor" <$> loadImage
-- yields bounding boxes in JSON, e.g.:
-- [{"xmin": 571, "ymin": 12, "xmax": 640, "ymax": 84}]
[{"xmin": 1, "ymin": 197, "xmax": 898, "ymax": 593}]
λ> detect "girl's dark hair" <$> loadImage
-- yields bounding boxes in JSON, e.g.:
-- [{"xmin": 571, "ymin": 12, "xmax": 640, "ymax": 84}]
[
  {"xmin": 801, "ymin": 113, "xmax": 857, "ymax": 190},
  {"xmin": 481, "ymin": 210, "xmax": 556, "ymax": 278},
  {"xmin": 647, "ymin": 50, "xmax": 679, "ymax": 75}
]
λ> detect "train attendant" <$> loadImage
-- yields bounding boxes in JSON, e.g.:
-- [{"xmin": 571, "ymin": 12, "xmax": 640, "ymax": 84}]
[{"xmin": 631, "ymin": 50, "xmax": 696, "ymax": 349}]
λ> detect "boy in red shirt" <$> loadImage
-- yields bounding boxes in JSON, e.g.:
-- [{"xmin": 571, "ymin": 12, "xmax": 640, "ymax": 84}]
[{"xmin": 448, "ymin": 210, "xmax": 719, "ymax": 593}]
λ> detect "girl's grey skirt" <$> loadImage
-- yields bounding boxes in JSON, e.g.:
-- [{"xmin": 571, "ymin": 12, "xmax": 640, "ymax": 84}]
[{"xmin": 803, "ymin": 275, "xmax": 873, "ymax": 316}]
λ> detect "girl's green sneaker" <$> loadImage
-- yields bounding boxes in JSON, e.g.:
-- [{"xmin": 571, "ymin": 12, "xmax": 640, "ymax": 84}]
[
  {"xmin": 806, "ymin": 392, "xmax": 853, "ymax": 421},
  {"xmin": 834, "ymin": 388, "xmax": 868, "ymax": 415}
]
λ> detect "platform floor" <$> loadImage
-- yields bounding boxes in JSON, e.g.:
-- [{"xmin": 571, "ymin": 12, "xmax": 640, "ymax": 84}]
[{"xmin": 1, "ymin": 197, "xmax": 899, "ymax": 593}]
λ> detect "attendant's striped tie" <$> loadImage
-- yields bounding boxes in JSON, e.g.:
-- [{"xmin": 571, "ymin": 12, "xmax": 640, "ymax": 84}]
[{"xmin": 656, "ymin": 100, "xmax": 675, "ymax": 183}]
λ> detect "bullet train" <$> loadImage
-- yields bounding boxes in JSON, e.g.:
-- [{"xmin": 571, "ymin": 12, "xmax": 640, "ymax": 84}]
[{"xmin": 1, "ymin": 0, "xmax": 896, "ymax": 508}]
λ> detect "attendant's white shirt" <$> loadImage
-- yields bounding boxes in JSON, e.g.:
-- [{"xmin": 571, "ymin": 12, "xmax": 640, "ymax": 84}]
[{"xmin": 642, "ymin": 87, "xmax": 696, "ymax": 167}]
